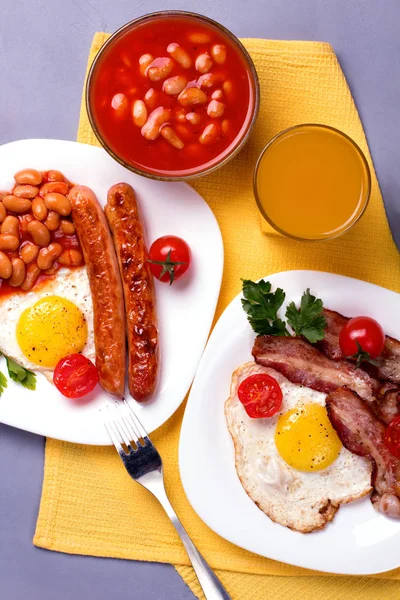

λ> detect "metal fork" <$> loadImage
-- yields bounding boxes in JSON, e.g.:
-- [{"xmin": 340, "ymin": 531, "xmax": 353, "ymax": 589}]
[{"xmin": 104, "ymin": 400, "xmax": 231, "ymax": 600}]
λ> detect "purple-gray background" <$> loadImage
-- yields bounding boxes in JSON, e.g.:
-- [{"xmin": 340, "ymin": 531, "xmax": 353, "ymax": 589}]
[{"xmin": 1, "ymin": 1, "xmax": 399, "ymax": 599}]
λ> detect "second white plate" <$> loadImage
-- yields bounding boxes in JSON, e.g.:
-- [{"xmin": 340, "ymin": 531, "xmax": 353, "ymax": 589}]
[
  {"xmin": 0, "ymin": 139, "xmax": 223, "ymax": 444},
  {"xmin": 179, "ymin": 270, "xmax": 400, "ymax": 575}
]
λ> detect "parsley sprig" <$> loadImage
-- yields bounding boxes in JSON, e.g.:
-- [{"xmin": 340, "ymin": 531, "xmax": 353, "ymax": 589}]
[
  {"xmin": 0, "ymin": 353, "xmax": 36, "ymax": 396},
  {"xmin": 242, "ymin": 280, "xmax": 327, "ymax": 343}
]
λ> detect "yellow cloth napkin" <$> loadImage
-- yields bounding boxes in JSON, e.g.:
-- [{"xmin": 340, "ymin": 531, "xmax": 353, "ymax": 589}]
[{"xmin": 34, "ymin": 33, "xmax": 400, "ymax": 600}]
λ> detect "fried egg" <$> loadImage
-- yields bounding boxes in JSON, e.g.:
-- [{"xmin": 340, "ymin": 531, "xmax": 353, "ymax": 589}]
[
  {"xmin": 0, "ymin": 267, "xmax": 94, "ymax": 381},
  {"xmin": 225, "ymin": 362, "xmax": 372, "ymax": 533}
]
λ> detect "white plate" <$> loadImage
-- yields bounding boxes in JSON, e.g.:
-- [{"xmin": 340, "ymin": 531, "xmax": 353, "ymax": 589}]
[
  {"xmin": 179, "ymin": 270, "xmax": 400, "ymax": 575},
  {"xmin": 0, "ymin": 139, "xmax": 223, "ymax": 445}
]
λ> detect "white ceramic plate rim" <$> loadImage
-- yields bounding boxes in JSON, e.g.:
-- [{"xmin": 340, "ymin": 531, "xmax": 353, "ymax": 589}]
[
  {"xmin": 0, "ymin": 139, "xmax": 223, "ymax": 444},
  {"xmin": 179, "ymin": 270, "xmax": 400, "ymax": 575}
]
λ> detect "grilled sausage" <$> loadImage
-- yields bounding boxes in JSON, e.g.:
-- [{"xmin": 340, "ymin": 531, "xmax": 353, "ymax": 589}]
[
  {"xmin": 68, "ymin": 185, "xmax": 126, "ymax": 398},
  {"xmin": 105, "ymin": 183, "xmax": 159, "ymax": 402}
]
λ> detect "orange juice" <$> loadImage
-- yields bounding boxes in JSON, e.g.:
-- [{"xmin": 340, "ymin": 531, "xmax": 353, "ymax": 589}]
[{"xmin": 254, "ymin": 124, "xmax": 371, "ymax": 240}]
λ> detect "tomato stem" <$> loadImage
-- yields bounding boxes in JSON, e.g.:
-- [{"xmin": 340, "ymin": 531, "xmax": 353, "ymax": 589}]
[
  {"xmin": 147, "ymin": 249, "xmax": 187, "ymax": 285},
  {"xmin": 348, "ymin": 341, "xmax": 379, "ymax": 369}
]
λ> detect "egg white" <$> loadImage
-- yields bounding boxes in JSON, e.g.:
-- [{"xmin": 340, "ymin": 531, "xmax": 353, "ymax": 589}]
[
  {"xmin": 0, "ymin": 266, "xmax": 94, "ymax": 379},
  {"xmin": 225, "ymin": 362, "xmax": 372, "ymax": 533}
]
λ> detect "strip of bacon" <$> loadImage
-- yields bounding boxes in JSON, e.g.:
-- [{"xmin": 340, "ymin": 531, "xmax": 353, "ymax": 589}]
[
  {"xmin": 317, "ymin": 308, "xmax": 400, "ymax": 385},
  {"xmin": 252, "ymin": 335, "xmax": 380, "ymax": 400},
  {"xmin": 326, "ymin": 387, "xmax": 400, "ymax": 517}
]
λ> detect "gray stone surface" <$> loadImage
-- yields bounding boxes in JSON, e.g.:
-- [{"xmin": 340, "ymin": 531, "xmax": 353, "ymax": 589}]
[{"xmin": 1, "ymin": 1, "xmax": 399, "ymax": 598}]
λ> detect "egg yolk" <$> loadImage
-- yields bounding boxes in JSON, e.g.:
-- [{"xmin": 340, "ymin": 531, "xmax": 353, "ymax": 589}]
[
  {"xmin": 17, "ymin": 296, "xmax": 88, "ymax": 368},
  {"xmin": 275, "ymin": 402, "xmax": 342, "ymax": 472}
]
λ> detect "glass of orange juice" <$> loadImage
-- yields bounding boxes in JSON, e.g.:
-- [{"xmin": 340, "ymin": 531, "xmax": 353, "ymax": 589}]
[{"xmin": 254, "ymin": 124, "xmax": 371, "ymax": 241}]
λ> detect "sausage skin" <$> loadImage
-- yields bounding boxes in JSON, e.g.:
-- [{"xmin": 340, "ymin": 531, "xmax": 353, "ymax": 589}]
[
  {"xmin": 105, "ymin": 183, "xmax": 159, "ymax": 402},
  {"xmin": 68, "ymin": 185, "xmax": 126, "ymax": 398}
]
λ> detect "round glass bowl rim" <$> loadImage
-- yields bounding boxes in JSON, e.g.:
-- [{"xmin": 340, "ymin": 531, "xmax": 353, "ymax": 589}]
[
  {"xmin": 253, "ymin": 123, "xmax": 372, "ymax": 242},
  {"xmin": 85, "ymin": 9, "xmax": 260, "ymax": 182}
]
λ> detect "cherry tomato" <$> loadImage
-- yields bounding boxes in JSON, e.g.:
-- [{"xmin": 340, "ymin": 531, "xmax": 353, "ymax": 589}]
[
  {"xmin": 148, "ymin": 235, "xmax": 191, "ymax": 284},
  {"xmin": 53, "ymin": 354, "xmax": 99, "ymax": 399},
  {"xmin": 238, "ymin": 373, "xmax": 283, "ymax": 419},
  {"xmin": 339, "ymin": 316, "xmax": 385, "ymax": 359},
  {"xmin": 384, "ymin": 416, "xmax": 400, "ymax": 458}
]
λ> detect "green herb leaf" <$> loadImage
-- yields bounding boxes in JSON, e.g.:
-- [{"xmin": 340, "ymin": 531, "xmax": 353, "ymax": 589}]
[
  {"xmin": 0, "ymin": 371, "xmax": 7, "ymax": 396},
  {"xmin": 5, "ymin": 357, "xmax": 36, "ymax": 391},
  {"xmin": 285, "ymin": 288, "xmax": 327, "ymax": 343},
  {"xmin": 241, "ymin": 279, "xmax": 290, "ymax": 336}
]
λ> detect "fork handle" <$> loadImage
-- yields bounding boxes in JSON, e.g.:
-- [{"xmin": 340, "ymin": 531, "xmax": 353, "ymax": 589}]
[{"xmin": 153, "ymin": 486, "xmax": 231, "ymax": 599}]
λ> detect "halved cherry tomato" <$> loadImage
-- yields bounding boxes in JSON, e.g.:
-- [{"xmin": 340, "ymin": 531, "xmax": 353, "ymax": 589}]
[
  {"xmin": 339, "ymin": 316, "xmax": 385, "ymax": 360},
  {"xmin": 384, "ymin": 416, "xmax": 400, "ymax": 458},
  {"xmin": 238, "ymin": 373, "xmax": 283, "ymax": 419},
  {"xmin": 148, "ymin": 235, "xmax": 191, "ymax": 284},
  {"xmin": 53, "ymin": 354, "xmax": 98, "ymax": 398}
]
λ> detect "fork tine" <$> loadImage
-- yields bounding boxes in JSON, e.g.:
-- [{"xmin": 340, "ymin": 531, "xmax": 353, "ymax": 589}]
[
  {"xmin": 124, "ymin": 399, "xmax": 148, "ymax": 439},
  {"xmin": 114, "ymin": 402, "xmax": 137, "ymax": 449},
  {"xmin": 103, "ymin": 412, "xmax": 125, "ymax": 454}
]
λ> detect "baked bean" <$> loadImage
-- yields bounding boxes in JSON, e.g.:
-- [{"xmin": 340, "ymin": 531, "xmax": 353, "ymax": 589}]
[
  {"xmin": 223, "ymin": 80, "xmax": 234, "ymax": 99},
  {"xmin": 141, "ymin": 107, "xmax": 171, "ymax": 140},
  {"xmin": 43, "ymin": 192, "xmax": 71, "ymax": 216},
  {"xmin": 9, "ymin": 258, "xmax": 26, "ymax": 287},
  {"xmin": 195, "ymin": 53, "xmax": 213, "ymax": 74},
  {"xmin": 47, "ymin": 170, "xmax": 66, "ymax": 183},
  {"xmin": 187, "ymin": 32, "xmax": 211, "ymax": 44},
  {"xmin": 0, "ymin": 251, "xmax": 12, "ymax": 279},
  {"xmin": 32, "ymin": 197, "xmax": 48, "ymax": 221},
  {"xmin": 27, "ymin": 220, "xmax": 50, "ymax": 247},
  {"xmin": 178, "ymin": 87, "xmax": 208, "ymax": 107},
  {"xmin": 175, "ymin": 124, "xmax": 192, "ymax": 140},
  {"xmin": 0, "ymin": 202, "xmax": 5, "ymax": 224},
  {"xmin": 58, "ymin": 249, "xmax": 83, "ymax": 267},
  {"xmin": 211, "ymin": 89, "xmax": 223, "ymax": 100},
  {"xmin": 14, "ymin": 168, "xmax": 42, "ymax": 186},
  {"xmin": 44, "ymin": 264, "xmax": 59, "ymax": 275},
  {"xmin": 44, "ymin": 211, "xmax": 61, "ymax": 231},
  {"xmin": 121, "ymin": 53, "xmax": 132, "ymax": 68},
  {"xmin": 163, "ymin": 75, "xmax": 187, "ymax": 96},
  {"xmin": 186, "ymin": 112, "xmax": 201, "ymax": 125},
  {"xmin": 211, "ymin": 44, "xmax": 227, "ymax": 65},
  {"xmin": 144, "ymin": 88, "xmax": 157, "ymax": 109},
  {"xmin": 175, "ymin": 107, "xmax": 187, "ymax": 123},
  {"xmin": 139, "ymin": 53, "xmax": 153, "ymax": 76},
  {"xmin": 221, "ymin": 119, "xmax": 231, "ymax": 136},
  {"xmin": 167, "ymin": 43, "xmax": 192, "ymax": 69},
  {"xmin": 20, "ymin": 242, "xmax": 39, "ymax": 265},
  {"xmin": 60, "ymin": 220, "xmax": 75, "ymax": 235},
  {"xmin": 2, "ymin": 195, "xmax": 32, "ymax": 214},
  {"xmin": 37, "ymin": 243, "xmax": 63, "ymax": 270},
  {"xmin": 160, "ymin": 126, "xmax": 184, "ymax": 150},
  {"xmin": 111, "ymin": 93, "xmax": 128, "ymax": 117},
  {"xmin": 198, "ymin": 72, "xmax": 224, "ymax": 89},
  {"xmin": 146, "ymin": 57, "xmax": 174, "ymax": 82},
  {"xmin": 207, "ymin": 99, "xmax": 225, "ymax": 118},
  {"xmin": 19, "ymin": 214, "xmax": 34, "ymax": 234},
  {"xmin": 132, "ymin": 100, "xmax": 148, "ymax": 127},
  {"xmin": 0, "ymin": 234, "xmax": 19, "ymax": 251},
  {"xmin": 20, "ymin": 263, "xmax": 41, "ymax": 291},
  {"xmin": 13, "ymin": 184, "xmax": 39, "ymax": 199},
  {"xmin": 39, "ymin": 181, "xmax": 69, "ymax": 197},
  {"xmin": 199, "ymin": 122, "xmax": 221, "ymax": 145},
  {"xmin": 1, "ymin": 215, "xmax": 19, "ymax": 237}
]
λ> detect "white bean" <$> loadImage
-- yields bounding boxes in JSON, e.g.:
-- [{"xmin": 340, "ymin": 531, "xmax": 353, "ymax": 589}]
[
  {"xmin": 146, "ymin": 57, "xmax": 174, "ymax": 81},
  {"xmin": 163, "ymin": 75, "xmax": 187, "ymax": 96},
  {"xmin": 195, "ymin": 53, "xmax": 213, "ymax": 74},
  {"xmin": 141, "ymin": 107, "xmax": 171, "ymax": 140},
  {"xmin": 167, "ymin": 43, "xmax": 191, "ymax": 68},
  {"xmin": 175, "ymin": 107, "xmax": 187, "ymax": 123},
  {"xmin": 211, "ymin": 89, "xmax": 223, "ymax": 100},
  {"xmin": 178, "ymin": 87, "xmax": 208, "ymax": 107},
  {"xmin": 223, "ymin": 80, "xmax": 234, "ymax": 99},
  {"xmin": 207, "ymin": 99, "xmax": 225, "ymax": 118},
  {"xmin": 139, "ymin": 53, "xmax": 153, "ymax": 76},
  {"xmin": 132, "ymin": 100, "xmax": 148, "ymax": 127},
  {"xmin": 211, "ymin": 44, "xmax": 227, "ymax": 65},
  {"xmin": 186, "ymin": 112, "xmax": 201, "ymax": 125},
  {"xmin": 198, "ymin": 72, "xmax": 224, "ymax": 89},
  {"xmin": 111, "ymin": 93, "xmax": 128, "ymax": 117},
  {"xmin": 221, "ymin": 119, "xmax": 231, "ymax": 136},
  {"xmin": 199, "ymin": 122, "xmax": 221, "ymax": 145},
  {"xmin": 160, "ymin": 126, "xmax": 184, "ymax": 150},
  {"xmin": 144, "ymin": 88, "xmax": 157, "ymax": 109}
]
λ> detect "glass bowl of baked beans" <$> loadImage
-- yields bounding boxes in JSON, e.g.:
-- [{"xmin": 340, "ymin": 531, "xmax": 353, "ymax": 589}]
[{"xmin": 86, "ymin": 10, "xmax": 260, "ymax": 181}]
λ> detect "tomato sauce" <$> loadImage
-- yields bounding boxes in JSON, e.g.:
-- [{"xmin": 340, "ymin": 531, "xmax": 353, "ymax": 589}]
[{"xmin": 89, "ymin": 15, "xmax": 256, "ymax": 177}]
